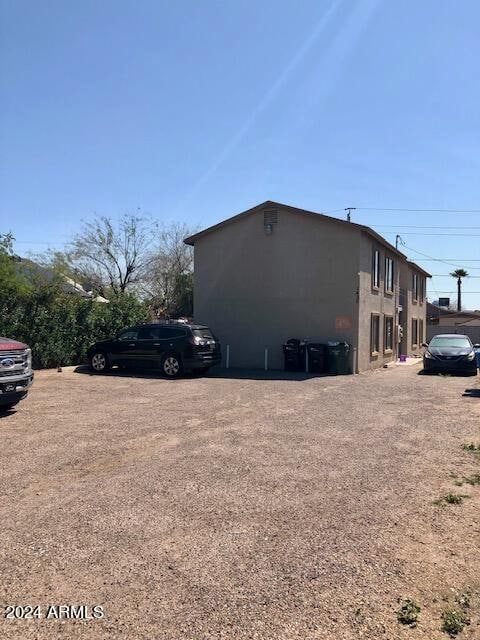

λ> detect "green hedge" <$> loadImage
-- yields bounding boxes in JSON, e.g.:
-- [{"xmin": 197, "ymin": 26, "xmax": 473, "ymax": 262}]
[{"xmin": 0, "ymin": 287, "xmax": 149, "ymax": 368}]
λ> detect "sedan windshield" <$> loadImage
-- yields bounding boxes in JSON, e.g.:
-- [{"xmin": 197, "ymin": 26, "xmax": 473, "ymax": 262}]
[{"xmin": 429, "ymin": 337, "xmax": 471, "ymax": 349}]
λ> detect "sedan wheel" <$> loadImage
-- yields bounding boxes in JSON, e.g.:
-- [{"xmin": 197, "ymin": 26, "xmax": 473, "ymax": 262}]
[
  {"xmin": 91, "ymin": 352, "xmax": 109, "ymax": 372},
  {"xmin": 163, "ymin": 355, "xmax": 181, "ymax": 377}
]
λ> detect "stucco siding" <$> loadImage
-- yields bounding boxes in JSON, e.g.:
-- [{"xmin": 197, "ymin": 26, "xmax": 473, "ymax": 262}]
[
  {"xmin": 399, "ymin": 265, "xmax": 428, "ymax": 355},
  {"xmin": 357, "ymin": 234, "xmax": 398, "ymax": 372},
  {"xmin": 193, "ymin": 206, "xmax": 360, "ymax": 370}
]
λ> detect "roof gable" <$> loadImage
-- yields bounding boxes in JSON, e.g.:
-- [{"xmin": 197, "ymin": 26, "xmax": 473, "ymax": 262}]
[{"xmin": 184, "ymin": 200, "xmax": 430, "ymax": 276}]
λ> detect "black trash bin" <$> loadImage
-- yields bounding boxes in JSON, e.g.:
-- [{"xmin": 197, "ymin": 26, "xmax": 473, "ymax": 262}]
[
  {"xmin": 283, "ymin": 339, "xmax": 306, "ymax": 371},
  {"xmin": 306, "ymin": 343, "xmax": 327, "ymax": 373},
  {"xmin": 327, "ymin": 342, "xmax": 351, "ymax": 375}
]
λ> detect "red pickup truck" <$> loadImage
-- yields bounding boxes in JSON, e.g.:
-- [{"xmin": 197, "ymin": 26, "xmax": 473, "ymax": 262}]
[{"xmin": 0, "ymin": 338, "xmax": 34, "ymax": 411}]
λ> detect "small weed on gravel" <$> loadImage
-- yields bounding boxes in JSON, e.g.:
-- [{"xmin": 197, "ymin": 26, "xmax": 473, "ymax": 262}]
[
  {"xmin": 462, "ymin": 442, "xmax": 480, "ymax": 453},
  {"xmin": 434, "ymin": 493, "xmax": 470, "ymax": 506},
  {"xmin": 441, "ymin": 607, "xmax": 469, "ymax": 636},
  {"xmin": 454, "ymin": 592, "xmax": 470, "ymax": 609},
  {"xmin": 451, "ymin": 474, "xmax": 480, "ymax": 487},
  {"xmin": 397, "ymin": 599, "xmax": 420, "ymax": 626}
]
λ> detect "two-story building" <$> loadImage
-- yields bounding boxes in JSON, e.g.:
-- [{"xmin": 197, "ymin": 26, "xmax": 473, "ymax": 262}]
[{"xmin": 185, "ymin": 201, "xmax": 430, "ymax": 372}]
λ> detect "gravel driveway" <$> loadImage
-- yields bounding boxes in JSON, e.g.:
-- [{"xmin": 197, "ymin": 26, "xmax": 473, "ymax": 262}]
[{"xmin": 1, "ymin": 364, "xmax": 479, "ymax": 639}]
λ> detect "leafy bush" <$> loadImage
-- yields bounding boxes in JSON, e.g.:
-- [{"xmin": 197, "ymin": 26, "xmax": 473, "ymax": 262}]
[
  {"xmin": 0, "ymin": 285, "xmax": 149, "ymax": 368},
  {"xmin": 441, "ymin": 607, "xmax": 469, "ymax": 636},
  {"xmin": 396, "ymin": 599, "xmax": 420, "ymax": 626}
]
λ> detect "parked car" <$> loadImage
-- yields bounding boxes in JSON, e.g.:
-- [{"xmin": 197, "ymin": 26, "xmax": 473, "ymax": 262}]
[
  {"xmin": 0, "ymin": 337, "xmax": 34, "ymax": 411},
  {"xmin": 87, "ymin": 323, "xmax": 221, "ymax": 377},
  {"xmin": 422, "ymin": 334, "xmax": 479, "ymax": 375}
]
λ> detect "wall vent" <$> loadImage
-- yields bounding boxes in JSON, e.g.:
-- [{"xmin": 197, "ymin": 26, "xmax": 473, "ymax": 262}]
[{"xmin": 263, "ymin": 208, "xmax": 278, "ymax": 232}]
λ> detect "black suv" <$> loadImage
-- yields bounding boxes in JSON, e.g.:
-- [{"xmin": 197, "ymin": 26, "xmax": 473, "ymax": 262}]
[{"xmin": 87, "ymin": 323, "xmax": 221, "ymax": 377}]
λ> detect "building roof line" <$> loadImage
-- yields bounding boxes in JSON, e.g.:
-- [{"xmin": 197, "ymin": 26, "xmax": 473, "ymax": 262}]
[{"xmin": 184, "ymin": 200, "xmax": 431, "ymax": 276}]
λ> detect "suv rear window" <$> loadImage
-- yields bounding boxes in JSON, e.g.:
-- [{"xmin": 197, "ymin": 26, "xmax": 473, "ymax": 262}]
[{"xmin": 138, "ymin": 326, "xmax": 187, "ymax": 340}]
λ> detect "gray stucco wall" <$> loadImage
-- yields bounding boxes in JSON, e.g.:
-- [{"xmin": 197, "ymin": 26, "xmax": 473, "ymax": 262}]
[
  {"xmin": 193, "ymin": 206, "xmax": 361, "ymax": 370},
  {"xmin": 357, "ymin": 234, "xmax": 398, "ymax": 372},
  {"xmin": 399, "ymin": 265, "xmax": 428, "ymax": 356}
]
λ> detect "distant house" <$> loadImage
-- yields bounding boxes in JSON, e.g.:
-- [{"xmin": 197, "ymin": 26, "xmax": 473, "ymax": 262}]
[
  {"xmin": 185, "ymin": 201, "xmax": 430, "ymax": 372},
  {"xmin": 427, "ymin": 303, "xmax": 480, "ymax": 327},
  {"xmin": 13, "ymin": 257, "xmax": 109, "ymax": 302}
]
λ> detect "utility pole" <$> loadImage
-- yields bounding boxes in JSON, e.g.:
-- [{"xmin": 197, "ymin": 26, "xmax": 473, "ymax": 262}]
[
  {"xmin": 395, "ymin": 234, "xmax": 404, "ymax": 250},
  {"xmin": 345, "ymin": 207, "xmax": 356, "ymax": 222}
]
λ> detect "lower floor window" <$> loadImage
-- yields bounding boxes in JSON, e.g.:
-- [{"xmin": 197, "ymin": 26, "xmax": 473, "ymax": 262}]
[
  {"xmin": 371, "ymin": 314, "xmax": 380, "ymax": 354},
  {"xmin": 412, "ymin": 318, "xmax": 418, "ymax": 346},
  {"xmin": 384, "ymin": 316, "xmax": 394, "ymax": 351},
  {"xmin": 419, "ymin": 319, "xmax": 424, "ymax": 345}
]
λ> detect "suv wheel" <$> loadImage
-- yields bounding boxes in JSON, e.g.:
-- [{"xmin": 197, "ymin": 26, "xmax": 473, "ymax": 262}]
[
  {"xmin": 0, "ymin": 403, "xmax": 18, "ymax": 412},
  {"xmin": 162, "ymin": 354, "xmax": 182, "ymax": 378},
  {"xmin": 91, "ymin": 352, "xmax": 110, "ymax": 373}
]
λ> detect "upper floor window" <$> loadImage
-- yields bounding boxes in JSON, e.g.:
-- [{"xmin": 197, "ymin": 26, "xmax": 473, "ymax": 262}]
[
  {"xmin": 372, "ymin": 249, "xmax": 380, "ymax": 289},
  {"xmin": 412, "ymin": 273, "xmax": 419, "ymax": 302},
  {"xmin": 419, "ymin": 276, "xmax": 425, "ymax": 303},
  {"xmin": 385, "ymin": 257, "xmax": 394, "ymax": 293}
]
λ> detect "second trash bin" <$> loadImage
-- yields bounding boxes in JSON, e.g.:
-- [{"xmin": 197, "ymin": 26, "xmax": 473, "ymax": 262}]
[
  {"xmin": 306, "ymin": 343, "xmax": 327, "ymax": 373},
  {"xmin": 327, "ymin": 342, "xmax": 350, "ymax": 375},
  {"xmin": 283, "ymin": 339, "xmax": 305, "ymax": 371}
]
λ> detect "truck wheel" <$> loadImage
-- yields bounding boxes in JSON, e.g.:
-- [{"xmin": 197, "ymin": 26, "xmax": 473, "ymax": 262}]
[
  {"xmin": 162, "ymin": 354, "xmax": 183, "ymax": 378},
  {"xmin": 90, "ymin": 351, "xmax": 110, "ymax": 373}
]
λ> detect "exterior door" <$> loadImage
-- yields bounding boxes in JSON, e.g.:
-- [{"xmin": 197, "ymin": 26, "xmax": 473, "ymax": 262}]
[
  {"xmin": 136, "ymin": 326, "xmax": 188, "ymax": 368},
  {"xmin": 110, "ymin": 328, "xmax": 139, "ymax": 365},
  {"xmin": 136, "ymin": 326, "xmax": 167, "ymax": 367}
]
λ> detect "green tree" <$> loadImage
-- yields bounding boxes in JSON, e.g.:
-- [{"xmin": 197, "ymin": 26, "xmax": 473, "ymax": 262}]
[
  {"xmin": 0, "ymin": 233, "xmax": 31, "ymax": 298},
  {"xmin": 450, "ymin": 268, "xmax": 469, "ymax": 311},
  {"xmin": 0, "ymin": 232, "xmax": 150, "ymax": 368}
]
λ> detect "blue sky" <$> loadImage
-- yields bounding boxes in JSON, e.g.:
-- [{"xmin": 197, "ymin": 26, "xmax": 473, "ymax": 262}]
[{"xmin": 2, "ymin": 0, "xmax": 480, "ymax": 307}]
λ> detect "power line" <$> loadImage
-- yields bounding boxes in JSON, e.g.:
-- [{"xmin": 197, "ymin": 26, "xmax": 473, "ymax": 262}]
[
  {"xmin": 375, "ymin": 225, "xmax": 480, "ymax": 229},
  {"xmin": 356, "ymin": 207, "xmax": 480, "ymax": 213},
  {"xmin": 411, "ymin": 258, "xmax": 480, "ymax": 262},
  {"xmin": 402, "ymin": 243, "xmax": 480, "ymax": 271},
  {"xmin": 383, "ymin": 232, "xmax": 480, "ymax": 237}
]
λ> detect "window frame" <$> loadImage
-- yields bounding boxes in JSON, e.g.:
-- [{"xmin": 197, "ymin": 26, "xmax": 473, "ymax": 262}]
[
  {"xmin": 384, "ymin": 315, "xmax": 394, "ymax": 353},
  {"xmin": 371, "ymin": 313, "xmax": 380, "ymax": 356},
  {"xmin": 385, "ymin": 256, "xmax": 394, "ymax": 294},
  {"xmin": 419, "ymin": 318, "xmax": 424, "ymax": 345},
  {"xmin": 412, "ymin": 273, "xmax": 419, "ymax": 302},
  {"xmin": 419, "ymin": 276, "xmax": 425, "ymax": 303},
  {"xmin": 372, "ymin": 248, "xmax": 381, "ymax": 290}
]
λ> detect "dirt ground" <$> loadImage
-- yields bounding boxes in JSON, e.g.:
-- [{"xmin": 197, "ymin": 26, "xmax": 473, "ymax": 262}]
[{"xmin": 1, "ymin": 364, "xmax": 479, "ymax": 640}]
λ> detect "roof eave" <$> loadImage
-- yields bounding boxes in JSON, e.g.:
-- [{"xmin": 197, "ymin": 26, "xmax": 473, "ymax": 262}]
[{"xmin": 406, "ymin": 260, "xmax": 432, "ymax": 278}]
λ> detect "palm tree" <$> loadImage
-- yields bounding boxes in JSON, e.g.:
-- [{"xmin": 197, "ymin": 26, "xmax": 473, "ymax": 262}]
[{"xmin": 450, "ymin": 269, "xmax": 469, "ymax": 311}]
